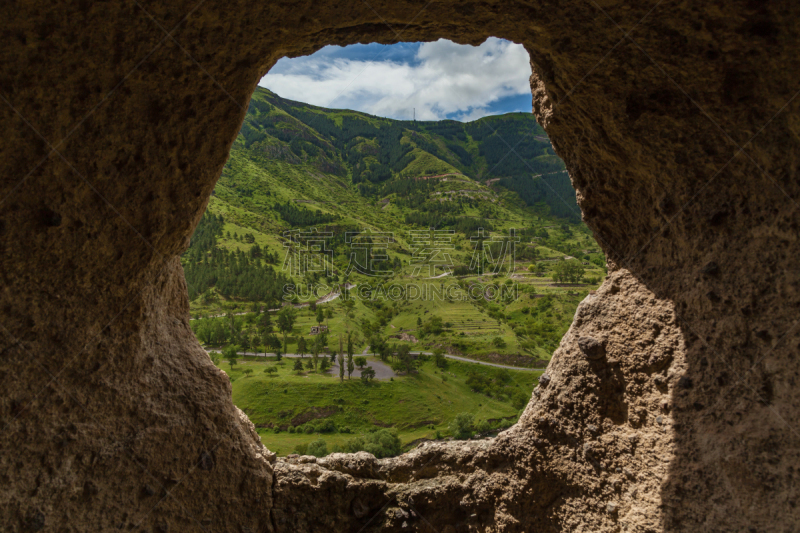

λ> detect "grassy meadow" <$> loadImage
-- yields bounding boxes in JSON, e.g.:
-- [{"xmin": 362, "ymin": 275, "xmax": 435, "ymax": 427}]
[{"xmin": 218, "ymin": 354, "xmax": 541, "ymax": 455}]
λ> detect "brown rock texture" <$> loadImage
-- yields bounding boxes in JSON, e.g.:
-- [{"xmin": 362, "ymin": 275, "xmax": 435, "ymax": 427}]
[
  {"xmin": 269, "ymin": 270, "xmax": 686, "ymax": 532},
  {"xmin": 1, "ymin": 1, "xmax": 798, "ymax": 532}
]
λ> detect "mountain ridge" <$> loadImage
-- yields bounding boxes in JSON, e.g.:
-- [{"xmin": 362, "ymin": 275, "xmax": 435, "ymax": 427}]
[{"xmin": 235, "ymin": 87, "xmax": 579, "ymax": 221}]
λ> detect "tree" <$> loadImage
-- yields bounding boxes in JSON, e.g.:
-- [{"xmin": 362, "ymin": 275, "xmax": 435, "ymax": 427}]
[
  {"xmin": 420, "ymin": 316, "xmax": 444, "ymax": 336},
  {"xmin": 339, "ymin": 297, "xmax": 356, "ymax": 324},
  {"xmin": 311, "ymin": 335, "xmax": 322, "ymax": 372},
  {"xmin": 553, "ymin": 259, "xmax": 585, "ymax": 283},
  {"xmin": 277, "ymin": 307, "xmax": 297, "ymax": 354},
  {"xmin": 360, "ymin": 367, "xmax": 376, "ymax": 382},
  {"xmin": 378, "ymin": 339, "xmax": 392, "ymax": 362},
  {"xmin": 240, "ymin": 332, "xmax": 251, "ymax": 354},
  {"xmin": 243, "ymin": 368, "xmax": 253, "ymax": 377},
  {"xmin": 227, "ymin": 312, "xmax": 241, "ymax": 344},
  {"xmin": 316, "ymin": 307, "xmax": 324, "ymax": 327},
  {"xmin": 258, "ymin": 311, "xmax": 273, "ymax": 333},
  {"xmin": 264, "ymin": 366, "xmax": 278, "ymax": 376},
  {"xmin": 261, "ymin": 330, "xmax": 276, "ymax": 357},
  {"xmin": 293, "ymin": 358, "xmax": 304, "ymax": 372},
  {"xmin": 396, "ymin": 344, "xmax": 415, "ymax": 374},
  {"xmin": 347, "ymin": 333, "xmax": 354, "ymax": 360},
  {"xmin": 297, "ymin": 336, "xmax": 307, "ymax": 357},
  {"xmin": 433, "ymin": 348, "xmax": 447, "ymax": 369},
  {"xmin": 267, "ymin": 334, "xmax": 282, "ymax": 356},
  {"xmin": 338, "ymin": 336, "xmax": 345, "ymax": 383},
  {"xmin": 360, "ymin": 318, "xmax": 376, "ymax": 340},
  {"xmin": 354, "ymin": 356, "xmax": 367, "ymax": 369},
  {"xmin": 197, "ymin": 323, "xmax": 212, "ymax": 345},
  {"xmin": 320, "ymin": 358, "xmax": 330, "ymax": 372},
  {"xmin": 223, "ymin": 345, "xmax": 238, "ymax": 368},
  {"xmin": 449, "ymin": 413, "xmax": 475, "ymax": 440},
  {"xmin": 346, "ymin": 333, "xmax": 355, "ymax": 380}
]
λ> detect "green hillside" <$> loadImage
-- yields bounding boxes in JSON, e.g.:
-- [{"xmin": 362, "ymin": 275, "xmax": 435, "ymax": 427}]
[{"xmin": 183, "ymin": 87, "xmax": 607, "ymax": 455}]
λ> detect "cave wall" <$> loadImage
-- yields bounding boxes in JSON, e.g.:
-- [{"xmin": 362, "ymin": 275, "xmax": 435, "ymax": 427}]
[{"xmin": 1, "ymin": 1, "xmax": 798, "ymax": 531}]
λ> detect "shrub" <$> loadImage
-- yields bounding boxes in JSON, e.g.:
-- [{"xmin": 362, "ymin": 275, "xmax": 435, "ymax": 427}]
[
  {"xmin": 243, "ymin": 368, "xmax": 253, "ymax": 377},
  {"xmin": 433, "ymin": 348, "xmax": 447, "ymax": 369},
  {"xmin": 475, "ymin": 419, "xmax": 492, "ymax": 434},
  {"xmin": 491, "ymin": 336, "xmax": 506, "ymax": 348},
  {"xmin": 294, "ymin": 443, "xmax": 308, "ymax": 455},
  {"xmin": 316, "ymin": 419, "xmax": 337, "ymax": 433},
  {"xmin": 449, "ymin": 413, "xmax": 474, "ymax": 440},
  {"xmin": 360, "ymin": 367, "xmax": 376, "ymax": 382},
  {"xmin": 307, "ymin": 439, "xmax": 328, "ymax": 458},
  {"xmin": 511, "ymin": 390, "xmax": 529, "ymax": 410},
  {"xmin": 341, "ymin": 429, "xmax": 402, "ymax": 458}
]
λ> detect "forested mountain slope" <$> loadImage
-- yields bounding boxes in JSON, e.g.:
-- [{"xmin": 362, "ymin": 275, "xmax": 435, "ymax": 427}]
[
  {"xmin": 237, "ymin": 87, "xmax": 578, "ymax": 221},
  {"xmin": 182, "ymin": 87, "xmax": 605, "ymax": 364}
]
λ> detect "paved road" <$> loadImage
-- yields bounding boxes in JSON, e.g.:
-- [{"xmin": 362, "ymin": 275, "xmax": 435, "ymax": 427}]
[
  {"xmin": 405, "ymin": 351, "xmax": 539, "ymax": 372},
  {"xmin": 357, "ymin": 347, "xmax": 540, "ymax": 373},
  {"xmin": 205, "ymin": 349, "xmax": 396, "ymax": 380}
]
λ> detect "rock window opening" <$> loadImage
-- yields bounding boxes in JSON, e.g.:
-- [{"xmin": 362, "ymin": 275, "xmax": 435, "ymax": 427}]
[{"xmin": 184, "ymin": 39, "xmax": 606, "ymax": 460}]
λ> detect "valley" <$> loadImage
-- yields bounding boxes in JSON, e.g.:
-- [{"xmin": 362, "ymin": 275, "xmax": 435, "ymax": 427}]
[{"xmin": 183, "ymin": 87, "xmax": 606, "ymax": 455}]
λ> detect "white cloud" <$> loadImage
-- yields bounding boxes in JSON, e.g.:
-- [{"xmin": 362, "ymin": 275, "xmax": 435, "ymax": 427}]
[{"xmin": 259, "ymin": 38, "xmax": 532, "ymax": 121}]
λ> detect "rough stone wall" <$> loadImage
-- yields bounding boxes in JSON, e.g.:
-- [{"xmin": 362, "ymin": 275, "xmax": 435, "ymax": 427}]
[
  {"xmin": 270, "ymin": 270, "xmax": 686, "ymax": 533},
  {"xmin": 1, "ymin": 1, "xmax": 798, "ymax": 532}
]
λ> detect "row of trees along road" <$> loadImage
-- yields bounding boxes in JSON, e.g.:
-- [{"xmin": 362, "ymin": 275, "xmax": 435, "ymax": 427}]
[{"xmin": 203, "ymin": 301, "xmax": 432, "ymax": 382}]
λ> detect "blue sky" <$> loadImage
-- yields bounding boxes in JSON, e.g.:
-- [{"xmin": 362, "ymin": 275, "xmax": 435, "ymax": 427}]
[{"xmin": 259, "ymin": 38, "xmax": 533, "ymax": 122}]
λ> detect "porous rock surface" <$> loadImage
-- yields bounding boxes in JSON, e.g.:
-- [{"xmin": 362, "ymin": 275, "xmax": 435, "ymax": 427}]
[
  {"xmin": 269, "ymin": 270, "xmax": 685, "ymax": 532},
  {"xmin": 1, "ymin": 1, "xmax": 799, "ymax": 532}
]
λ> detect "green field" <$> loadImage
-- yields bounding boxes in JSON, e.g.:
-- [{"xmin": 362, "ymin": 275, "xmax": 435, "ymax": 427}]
[{"xmin": 218, "ymin": 354, "xmax": 541, "ymax": 456}]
